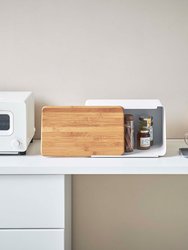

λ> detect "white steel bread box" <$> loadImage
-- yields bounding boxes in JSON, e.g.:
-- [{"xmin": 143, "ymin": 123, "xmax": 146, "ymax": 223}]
[{"xmin": 85, "ymin": 99, "xmax": 166, "ymax": 158}]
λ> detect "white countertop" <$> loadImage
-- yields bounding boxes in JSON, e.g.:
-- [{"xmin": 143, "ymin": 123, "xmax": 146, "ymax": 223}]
[{"xmin": 0, "ymin": 140, "xmax": 187, "ymax": 175}]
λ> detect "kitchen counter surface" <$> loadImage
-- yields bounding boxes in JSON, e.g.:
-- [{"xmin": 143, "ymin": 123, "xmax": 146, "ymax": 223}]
[{"xmin": 0, "ymin": 140, "xmax": 187, "ymax": 175}]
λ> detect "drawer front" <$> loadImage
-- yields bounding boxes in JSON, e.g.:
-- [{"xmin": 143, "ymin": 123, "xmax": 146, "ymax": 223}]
[
  {"xmin": 0, "ymin": 175, "xmax": 64, "ymax": 228},
  {"xmin": 0, "ymin": 229, "xmax": 64, "ymax": 250}
]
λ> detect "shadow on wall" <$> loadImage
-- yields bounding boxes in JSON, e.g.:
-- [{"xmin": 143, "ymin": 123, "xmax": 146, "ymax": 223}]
[{"xmin": 35, "ymin": 100, "xmax": 45, "ymax": 139}]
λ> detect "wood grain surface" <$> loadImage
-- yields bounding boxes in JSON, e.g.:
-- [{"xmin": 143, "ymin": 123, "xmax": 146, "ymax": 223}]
[{"xmin": 41, "ymin": 106, "xmax": 124, "ymax": 156}]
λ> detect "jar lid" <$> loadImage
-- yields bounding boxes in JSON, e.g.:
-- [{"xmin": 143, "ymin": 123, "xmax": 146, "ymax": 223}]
[
  {"xmin": 140, "ymin": 129, "xmax": 150, "ymax": 133},
  {"xmin": 140, "ymin": 126, "xmax": 149, "ymax": 133},
  {"xmin": 139, "ymin": 115, "xmax": 153, "ymax": 122},
  {"xmin": 125, "ymin": 114, "xmax": 134, "ymax": 121}
]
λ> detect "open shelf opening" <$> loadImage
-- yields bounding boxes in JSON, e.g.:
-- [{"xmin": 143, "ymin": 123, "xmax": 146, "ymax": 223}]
[
  {"xmin": 122, "ymin": 107, "xmax": 164, "ymax": 157},
  {"xmin": 86, "ymin": 99, "xmax": 166, "ymax": 158}
]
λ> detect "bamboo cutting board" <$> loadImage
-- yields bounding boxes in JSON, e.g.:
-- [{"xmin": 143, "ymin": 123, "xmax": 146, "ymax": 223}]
[{"xmin": 41, "ymin": 106, "xmax": 124, "ymax": 156}]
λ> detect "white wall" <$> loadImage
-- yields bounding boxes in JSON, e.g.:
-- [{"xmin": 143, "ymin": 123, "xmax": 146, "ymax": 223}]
[
  {"xmin": 1, "ymin": 0, "xmax": 188, "ymax": 138},
  {"xmin": 1, "ymin": 0, "xmax": 188, "ymax": 249}
]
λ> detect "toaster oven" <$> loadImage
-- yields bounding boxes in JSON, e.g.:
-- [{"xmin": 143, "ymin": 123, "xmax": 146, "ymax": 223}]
[{"xmin": 0, "ymin": 91, "xmax": 35, "ymax": 155}]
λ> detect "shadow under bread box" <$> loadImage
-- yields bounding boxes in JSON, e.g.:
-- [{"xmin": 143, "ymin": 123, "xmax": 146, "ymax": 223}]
[{"xmin": 85, "ymin": 99, "xmax": 166, "ymax": 157}]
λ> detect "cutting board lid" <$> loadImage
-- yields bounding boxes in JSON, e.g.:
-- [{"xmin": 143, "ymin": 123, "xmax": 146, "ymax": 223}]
[{"xmin": 41, "ymin": 106, "xmax": 125, "ymax": 157}]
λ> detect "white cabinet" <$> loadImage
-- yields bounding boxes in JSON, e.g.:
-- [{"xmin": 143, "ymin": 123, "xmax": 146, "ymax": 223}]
[
  {"xmin": 0, "ymin": 175, "xmax": 64, "ymax": 228},
  {"xmin": 0, "ymin": 174, "xmax": 71, "ymax": 250},
  {"xmin": 0, "ymin": 229, "xmax": 64, "ymax": 250}
]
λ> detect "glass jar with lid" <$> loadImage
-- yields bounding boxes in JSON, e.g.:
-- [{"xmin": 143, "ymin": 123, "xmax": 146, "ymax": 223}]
[
  {"xmin": 137, "ymin": 127, "xmax": 150, "ymax": 150},
  {"xmin": 139, "ymin": 116, "xmax": 153, "ymax": 146},
  {"xmin": 124, "ymin": 114, "xmax": 134, "ymax": 152}
]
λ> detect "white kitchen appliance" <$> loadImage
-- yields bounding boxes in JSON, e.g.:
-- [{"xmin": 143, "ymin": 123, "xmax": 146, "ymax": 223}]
[{"xmin": 0, "ymin": 91, "xmax": 35, "ymax": 154}]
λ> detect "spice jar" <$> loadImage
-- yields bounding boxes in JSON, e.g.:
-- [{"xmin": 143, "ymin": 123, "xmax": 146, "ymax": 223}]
[
  {"xmin": 137, "ymin": 127, "xmax": 150, "ymax": 150},
  {"xmin": 124, "ymin": 114, "xmax": 134, "ymax": 152},
  {"xmin": 139, "ymin": 116, "xmax": 153, "ymax": 146}
]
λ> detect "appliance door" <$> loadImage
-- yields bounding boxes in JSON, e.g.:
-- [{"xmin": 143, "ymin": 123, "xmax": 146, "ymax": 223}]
[{"xmin": 0, "ymin": 111, "xmax": 13, "ymax": 136}]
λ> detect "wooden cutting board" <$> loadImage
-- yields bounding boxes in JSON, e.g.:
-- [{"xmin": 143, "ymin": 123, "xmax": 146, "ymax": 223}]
[{"xmin": 41, "ymin": 106, "xmax": 125, "ymax": 156}]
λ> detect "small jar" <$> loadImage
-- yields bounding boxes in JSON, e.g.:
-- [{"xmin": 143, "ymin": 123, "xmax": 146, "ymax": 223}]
[
  {"xmin": 124, "ymin": 114, "xmax": 134, "ymax": 152},
  {"xmin": 139, "ymin": 116, "xmax": 153, "ymax": 146},
  {"xmin": 137, "ymin": 127, "xmax": 150, "ymax": 150},
  {"xmin": 150, "ymin": 117, "xmax": 153, "ymax": 146}
]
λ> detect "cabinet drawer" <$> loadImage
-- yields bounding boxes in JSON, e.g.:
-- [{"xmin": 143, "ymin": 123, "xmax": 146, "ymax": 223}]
[
  {"xmin": 0, "ymin": 175, "xmax": 64, "ymax": 228},
  {"xmin": 0, "ymin": 229, "xmax": 64, "ymax": 250}
]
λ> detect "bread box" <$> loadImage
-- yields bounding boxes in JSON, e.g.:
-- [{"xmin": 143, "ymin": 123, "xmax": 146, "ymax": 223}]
[{"xmin": 41, "ymin": 100, "xmax": 166, "ymax": 157}]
